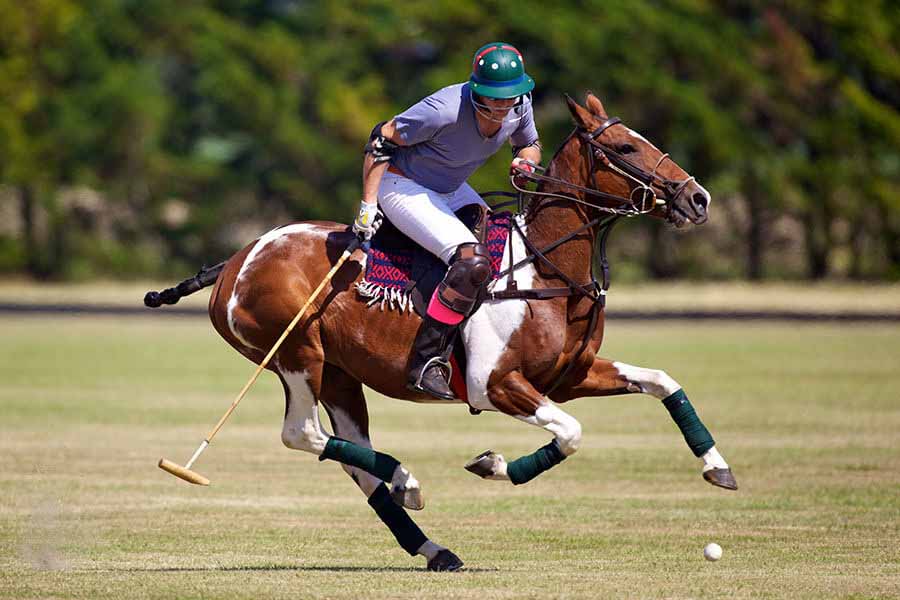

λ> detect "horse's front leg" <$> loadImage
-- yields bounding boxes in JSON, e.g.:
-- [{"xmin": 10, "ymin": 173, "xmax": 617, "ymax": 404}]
[
  {"xmin": 465, "ymin": 371, "xmax": 582, "ymax": 485},
  {"xmin": 554, "ymin": 357, "xmax": 737, "ymax": 491}
]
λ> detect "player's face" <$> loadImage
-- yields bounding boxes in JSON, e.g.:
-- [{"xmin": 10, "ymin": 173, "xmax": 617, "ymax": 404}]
[{"xmin": 481, "ymin": 96, "xmax": 517, "ymax": 117}]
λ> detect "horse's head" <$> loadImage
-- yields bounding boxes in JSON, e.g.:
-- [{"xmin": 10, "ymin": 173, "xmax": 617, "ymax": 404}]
[{"xmin": 564, "ymin": 93, "xmax": 711, "ymax": 227}]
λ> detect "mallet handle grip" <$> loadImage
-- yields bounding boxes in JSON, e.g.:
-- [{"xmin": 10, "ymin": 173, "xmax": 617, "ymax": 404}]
[
  {"xmin": 185, "ymin": 440, "xmax": 209, "ymax": 470},
  {"xmin": 203, "ymin": 244, "xmax": 357, "ymax": 444}
]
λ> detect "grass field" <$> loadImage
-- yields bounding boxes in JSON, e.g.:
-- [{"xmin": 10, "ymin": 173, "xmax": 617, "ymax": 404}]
[{"xmin": 1, "ymin": 315, "xmax": 898, "ymax": 599}]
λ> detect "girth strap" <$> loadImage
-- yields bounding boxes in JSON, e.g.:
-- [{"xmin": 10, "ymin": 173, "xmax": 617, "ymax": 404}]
[{"xmin": 489, "ymin": 282, "xmax": 601, "ymax": 301}]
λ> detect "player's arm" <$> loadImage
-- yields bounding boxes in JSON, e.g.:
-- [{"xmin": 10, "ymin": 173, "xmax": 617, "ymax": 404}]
[
  {"xmin": 354, "ymin": 120, "xmax": 404, "ymax": 240},
  {"xmin": 361, "ymin": 119, "xmax": 402, "ymax": 204}
]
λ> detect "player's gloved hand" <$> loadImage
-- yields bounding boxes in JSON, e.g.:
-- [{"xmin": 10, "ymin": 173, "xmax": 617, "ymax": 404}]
[
  {"xmin": 352, "ymin": 200, "xmax": 382, "ymax": 243},
  {"xmin": 510, "ymin": 157, "xmax": 537, "ymax": 186}
]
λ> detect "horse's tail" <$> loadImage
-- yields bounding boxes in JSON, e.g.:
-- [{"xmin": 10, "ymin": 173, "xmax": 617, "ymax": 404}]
[{"xmin": 143, "ymin": 262, "xmax": 225, "ymax": 308}]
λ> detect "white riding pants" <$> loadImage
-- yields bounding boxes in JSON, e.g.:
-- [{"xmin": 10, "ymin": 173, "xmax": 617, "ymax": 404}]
[{"xmin": 378, "ymin": 172, "xmax": 487, "ymax": 265}]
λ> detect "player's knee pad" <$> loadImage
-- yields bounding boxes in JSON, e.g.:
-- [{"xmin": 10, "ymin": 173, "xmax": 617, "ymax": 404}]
[{"xmin": 436, "ymin": 243, "xmax": 491, "ymax": 315}]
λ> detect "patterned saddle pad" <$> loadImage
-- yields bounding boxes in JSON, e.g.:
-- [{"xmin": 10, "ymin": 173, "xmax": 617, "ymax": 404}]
[{"xmin": 357, "ymin": 211, "xmax": 512, "ymax": 313}]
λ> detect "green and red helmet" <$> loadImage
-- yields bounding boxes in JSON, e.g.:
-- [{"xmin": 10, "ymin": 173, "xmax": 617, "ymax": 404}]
[{"xmin": 469, "ymin": 42, "xmax": 535, "ymax": 99}]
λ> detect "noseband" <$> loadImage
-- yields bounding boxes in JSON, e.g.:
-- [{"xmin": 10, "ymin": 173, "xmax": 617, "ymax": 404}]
[{"xmin": 512, "ymin": 117, "xmax": 696, "ymax": 219}]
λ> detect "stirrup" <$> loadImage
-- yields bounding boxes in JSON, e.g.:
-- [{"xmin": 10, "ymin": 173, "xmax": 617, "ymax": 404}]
[
  {"xmin": 411, "ymin": 356, "xmax": 457, "ymax": 400},
  {"xmin": 414, "ymin": 356, "xmax": 452, "ymax": 390}
]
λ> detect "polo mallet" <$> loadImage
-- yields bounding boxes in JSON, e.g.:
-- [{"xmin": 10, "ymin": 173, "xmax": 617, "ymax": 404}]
[{"xmin": 159, "ymin": 237, "xmax": 362, "ymax": 485}]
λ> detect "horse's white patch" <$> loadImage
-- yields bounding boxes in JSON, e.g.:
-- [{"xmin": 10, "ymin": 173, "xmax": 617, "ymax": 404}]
[
  {"xmin": 226, "ymin": 294, "xmax": 255, "ymax": 351},
  {"xmin": 327, "ymin": 406, "xmax": 381, "ymax": 497},
  {"xmin": 518, "ymin": 403, "xmax": 582, "ymax": 455},
  {"xmin": 461, "ymin": 215, "xmax": 534, "ymax": 411},
  {"xmin": 389, "ymin": 464, "xmax": 423, "ymax": 510},
  {"xmin": 701, "ymin": 445, "xmax": 729, "ymax": 471},
  {"xmin": 612, "ymin": 362, "xmax": 681, "ymax": 399},
  {"xmin": 626, "ymin": 128, "xmax": 712, "ymax": 209},
  {"xmin": 627, "ymin": 129, "xmax": 657, "ymax": 148},
  {"xmin": 695, "ymin": 181, "xmax": 712, "ymax": 207},
  {"xmin": 227, "ymin": 223, "xmax": 323, "ymax": 351},
  {"xmin": 416, "ymin": 540, "xmax": 444, "ymax": 560},
  {"xmin": 279, "ymin": 368, "xmax": 330, "ymax": 455}
]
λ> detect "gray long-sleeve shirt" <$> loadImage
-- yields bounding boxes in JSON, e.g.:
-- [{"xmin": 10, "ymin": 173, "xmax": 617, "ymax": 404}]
[{"xmin": 391, "ymin": 82, "xmax": 539, "ymax": 194}]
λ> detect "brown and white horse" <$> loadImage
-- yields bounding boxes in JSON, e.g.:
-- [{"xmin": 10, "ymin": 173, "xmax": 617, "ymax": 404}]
[{"xmin": 165, "ymin": 93, "xmax": 734, "ymax": 570}]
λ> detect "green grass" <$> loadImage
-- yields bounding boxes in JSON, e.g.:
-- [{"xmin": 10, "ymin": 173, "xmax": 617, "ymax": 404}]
[{"xmin": 1, "ymin": 316, "xmax": 898, "ymax": 599}]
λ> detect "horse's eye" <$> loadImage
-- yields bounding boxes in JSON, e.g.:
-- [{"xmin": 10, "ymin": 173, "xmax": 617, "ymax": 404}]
[{"xmin": 617, "ymin": 143, "xmax": 637, "ymax": 154}]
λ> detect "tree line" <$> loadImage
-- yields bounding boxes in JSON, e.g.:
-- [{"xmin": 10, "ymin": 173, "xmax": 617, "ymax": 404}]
[{"xmin": 1, "ymin": 0, "xmax": 898, "ymax": 280}]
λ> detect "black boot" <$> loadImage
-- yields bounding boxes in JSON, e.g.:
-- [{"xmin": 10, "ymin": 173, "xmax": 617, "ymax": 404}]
[{"xmin": 407, "ymin": 315, "xmax": 457, "ymax": 401}]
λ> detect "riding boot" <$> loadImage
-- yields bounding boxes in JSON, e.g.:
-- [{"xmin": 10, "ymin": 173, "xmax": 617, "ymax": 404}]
[
  {"xmin": 406, "ymin": 315, "xmax": 457, "ymax": 401},
  {"xmin": 407, "ymin": 242, "xmax": 491, "ymax": 401}
]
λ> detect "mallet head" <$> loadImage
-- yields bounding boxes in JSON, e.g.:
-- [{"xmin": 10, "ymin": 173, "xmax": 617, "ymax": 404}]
[{"xmin": 158, "ymin": 458, "xmax": 210, "ymax": 486}]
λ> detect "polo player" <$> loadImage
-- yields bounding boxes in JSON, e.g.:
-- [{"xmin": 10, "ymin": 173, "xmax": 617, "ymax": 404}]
[{"xmin": 353, "ymin": 42, "xmax": 543, "ymax": 400}]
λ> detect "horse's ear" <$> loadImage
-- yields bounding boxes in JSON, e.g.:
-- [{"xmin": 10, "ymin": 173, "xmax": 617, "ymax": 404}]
[
  {"xmin": 565, "ymin": 94, "xmax": 595, "ymax": 129},
  {"xmin": 585, "ymin": 92, "xmax": 608, "ymax": 119}
]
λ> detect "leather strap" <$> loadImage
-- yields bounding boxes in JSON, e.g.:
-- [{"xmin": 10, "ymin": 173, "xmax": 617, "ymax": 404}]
[
  {"xmin": 586, "ymin": 117, "xmax": 622, "ymax": 140},
  {"xmin": 489, "ymin": 283, "xmax": 601, "ymax": 301}
]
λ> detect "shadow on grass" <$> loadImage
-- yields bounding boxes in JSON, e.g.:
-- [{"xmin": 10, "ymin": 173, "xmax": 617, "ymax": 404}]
[{"xmin": 89, "ymin": 564, "xmax": 499, "ymax": 573}]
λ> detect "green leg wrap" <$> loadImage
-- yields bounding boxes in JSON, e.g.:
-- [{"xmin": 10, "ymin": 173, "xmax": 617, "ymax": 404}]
[
  {"xmin": 319, "ymin": 437, "xmax": 400, "ymax": 482},
  {"xmin": 367, "ymin": 483, "xmax": 427, "ymax": 556},
  {"xmin": 662, "ymin": 389, "xmax": 715, "ymax": 457},
  {"xmin": 506, "ymin": 439, "xmax": 567, "ymax": 485}
]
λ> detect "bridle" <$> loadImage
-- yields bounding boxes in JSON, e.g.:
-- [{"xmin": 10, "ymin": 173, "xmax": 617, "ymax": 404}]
[{"xmin": 582, "ymin": 116, "xmax": 697, "ymax": 214}]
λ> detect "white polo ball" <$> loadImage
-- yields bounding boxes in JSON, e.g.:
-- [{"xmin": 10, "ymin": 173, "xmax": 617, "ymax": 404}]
[{"xmin": 703, "ymin": 543, "xmax": 723, "ymax": 561}]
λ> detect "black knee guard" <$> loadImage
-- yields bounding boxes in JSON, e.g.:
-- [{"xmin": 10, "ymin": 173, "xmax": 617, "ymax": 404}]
[{"xmin": 436, "ymin": 243, "xmax": 491, "ymax": 316}]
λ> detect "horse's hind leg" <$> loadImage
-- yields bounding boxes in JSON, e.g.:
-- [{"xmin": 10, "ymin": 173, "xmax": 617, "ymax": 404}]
[
  {"xmin": 318, "ymin": 363, "xmax": 463, "ymax": 572},
  {"xmin": 555, "ymin": 357, "xmax": 737, "ymax": 490},
  {"xmin": 314, "ymin": 363, "xmax": 423, "ymax": 510},
  {"xmin": 276, "ymin": 353, "xmax": 425, "ymax": 508}
]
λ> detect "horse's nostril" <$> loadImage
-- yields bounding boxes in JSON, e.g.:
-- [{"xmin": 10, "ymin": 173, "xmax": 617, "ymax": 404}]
[{"xmin": 692, "ymin": 192, "xmax": 709, "ymax": 212}]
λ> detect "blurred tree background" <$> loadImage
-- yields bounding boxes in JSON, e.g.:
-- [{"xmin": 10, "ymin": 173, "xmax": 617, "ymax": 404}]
[{"xmin": 1, "ymin": 0, "xmax": 898, "ymax": 281}]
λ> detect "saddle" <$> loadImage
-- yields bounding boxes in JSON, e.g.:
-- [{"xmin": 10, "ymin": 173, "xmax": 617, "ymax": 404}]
[{"xmin": 357, "ymin": 205, "xmax": 512, "ymax": 316}]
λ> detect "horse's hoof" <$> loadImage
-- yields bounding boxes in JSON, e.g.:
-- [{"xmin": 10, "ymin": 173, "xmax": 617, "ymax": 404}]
[
  {"xmin": 465, "ymin": 450, "xmax": 502, "ymax": 479},
  {"xmin": 143, "ymin": 291, "xmax": 162, "ymax": 307},
  {"xmin": 427, "ymin": 549, "xmax": 464, "ymax": 572},
  {"xmin": 703, "ymin": 467, "xmax": 738, "ymax": 490},
  {"xmin": 390, "ymin": 465, "xmax": 425, "ymax": 510},
  {"xmin": 391, "ymin": 484, "xmax": 425, "ymax": 511}
]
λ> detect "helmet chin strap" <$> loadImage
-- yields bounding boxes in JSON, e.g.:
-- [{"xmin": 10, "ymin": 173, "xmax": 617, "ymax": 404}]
[{"xmin": 470, "ymin": 92, "xmax": 532, "ymax": 124}]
